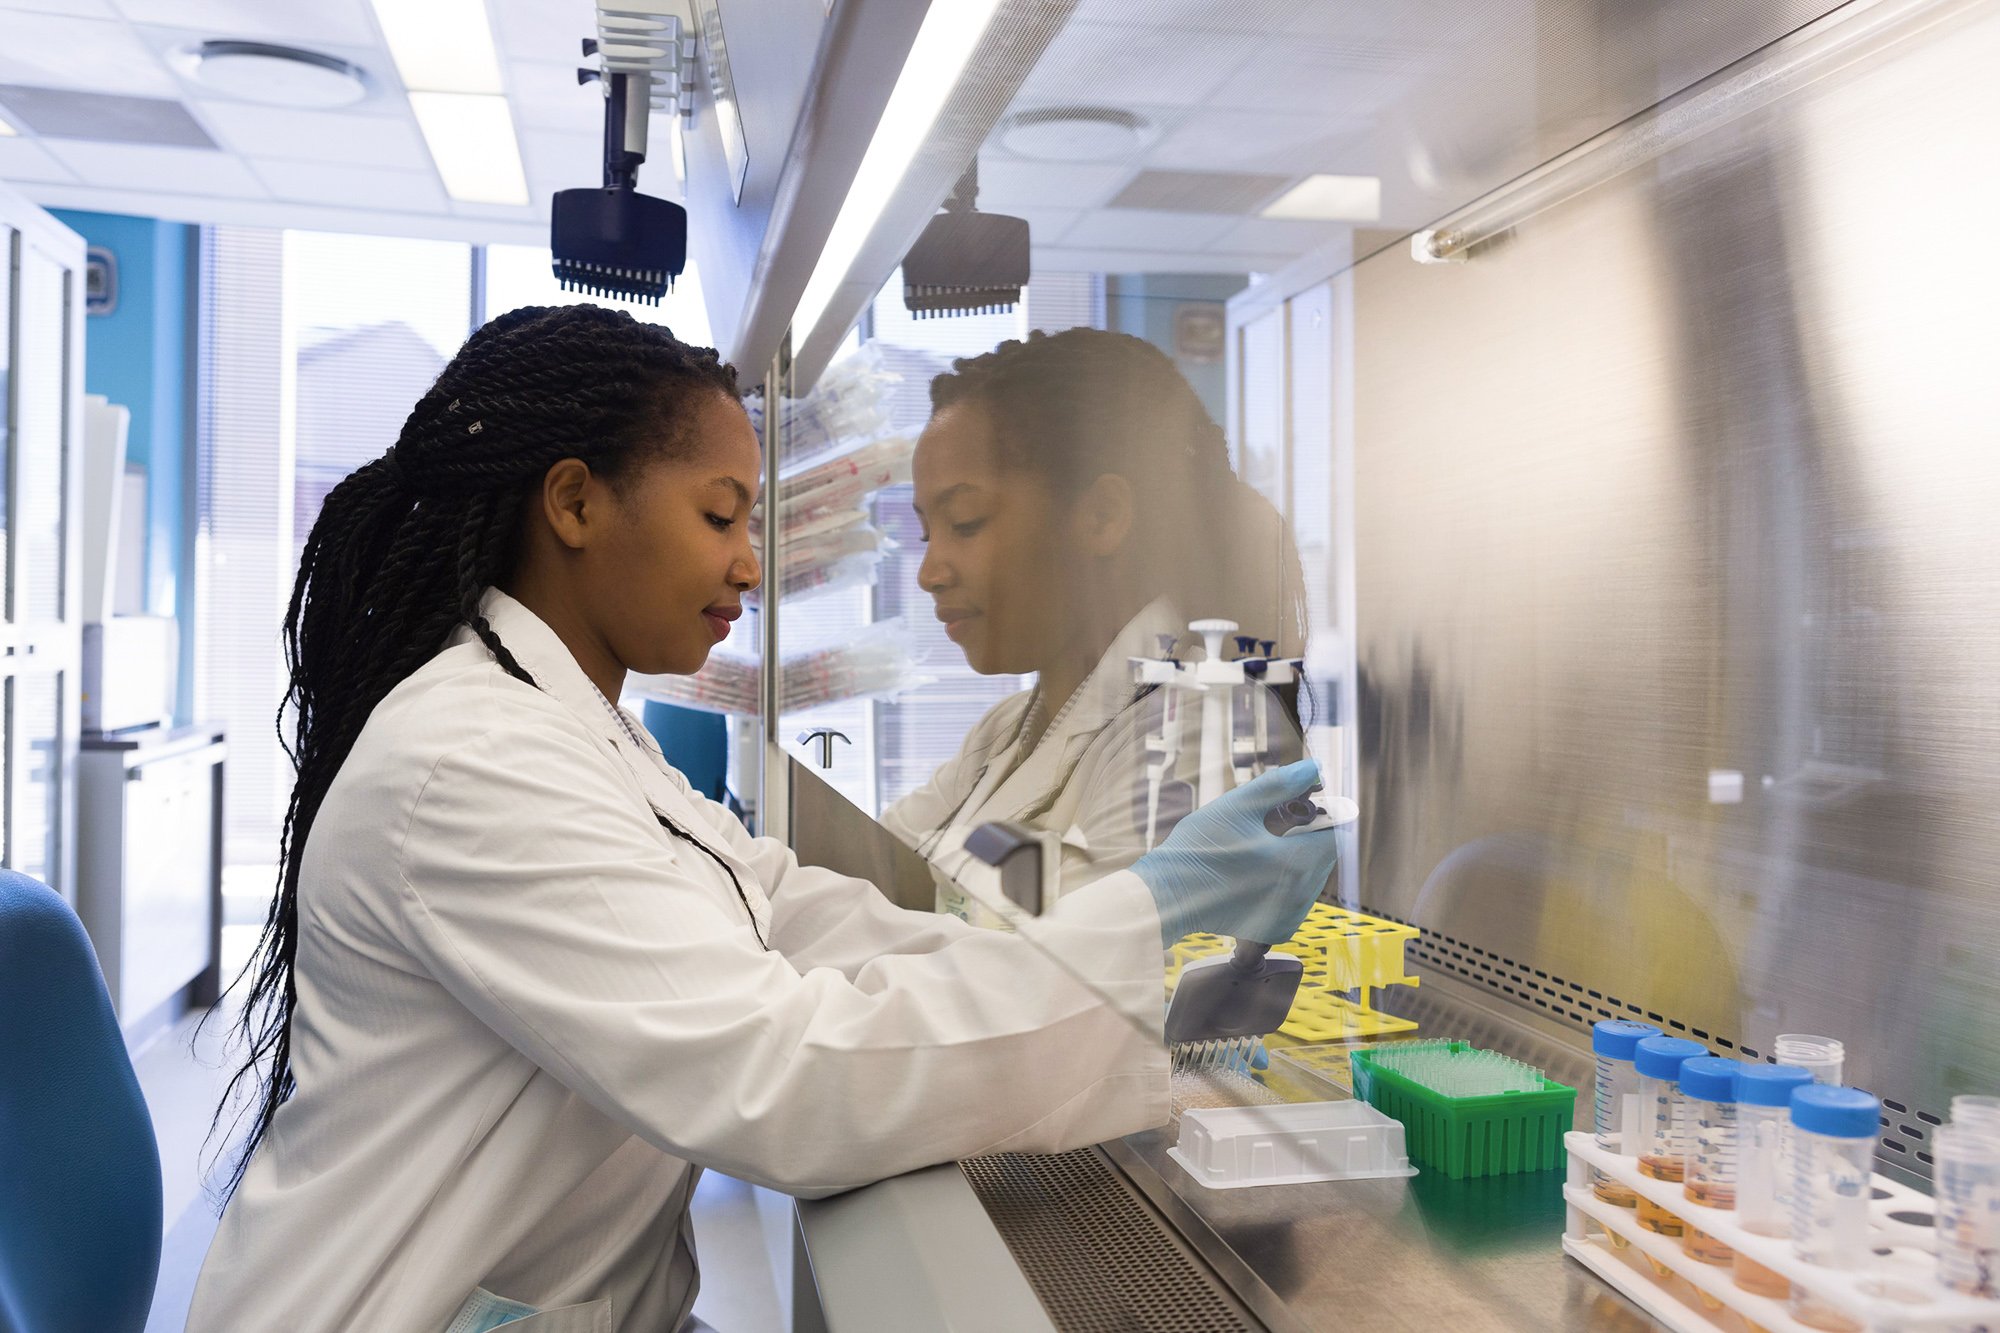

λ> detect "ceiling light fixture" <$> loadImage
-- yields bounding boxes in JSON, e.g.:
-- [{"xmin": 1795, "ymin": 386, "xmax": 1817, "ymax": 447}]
[
  {"xmin": 0, "ymin": 115, "xmax": 15, "ymax": 137},
  {"xmin": 368, "ymin": 0, "xmax": 527, "ymax": 205},
  {"xmin": 1261, "ymin": 174, "xmax": 1382, "ymax": 222},
  {"xmin": 176, "ymin": 41, "xmax": 370, "ymax": 109},
  {"xmin": 791, "ymin": 0, "xmax": 1005, "ymax": 347}
]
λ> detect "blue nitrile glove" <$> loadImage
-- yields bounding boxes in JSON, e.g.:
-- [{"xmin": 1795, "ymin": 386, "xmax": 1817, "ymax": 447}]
[{"xmin": 1132, "ymin": 759, "xmax": 1339, "ymax": 948}]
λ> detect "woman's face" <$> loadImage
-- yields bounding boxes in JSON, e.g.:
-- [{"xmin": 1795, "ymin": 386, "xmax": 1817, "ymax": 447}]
[
  {"xmin": 595, "ymin": 391, "xmax": 764, "ymax": 675},
  {"xmin": 912, "ymin": 402, "xmax": 1076, "ymax": 675}
]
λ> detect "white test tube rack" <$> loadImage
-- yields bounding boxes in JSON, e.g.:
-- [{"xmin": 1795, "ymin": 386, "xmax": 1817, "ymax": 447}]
[{"xmin": 1563, "ymin": 1131, "xmax": 2000, "ymax": 1332}]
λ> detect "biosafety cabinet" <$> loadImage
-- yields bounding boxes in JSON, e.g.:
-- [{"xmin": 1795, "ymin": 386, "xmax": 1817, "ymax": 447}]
[{"xmin": 652, "ymin": 0, "xmax": 2000, "ymax": 1326}]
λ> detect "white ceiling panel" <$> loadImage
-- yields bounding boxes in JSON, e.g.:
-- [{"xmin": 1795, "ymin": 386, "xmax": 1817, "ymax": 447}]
[
  {"xmin": 519, "ymin": 127, "xmax": 601, "ymax": 195},
  {"xmin": 1058, "ymin": 208, "xmax": 1237, "ymax": 251},
  {"xmin": 45, "ymin": 138, "xmax": 266, "ymax": 193},
  {"xmin": 1147, "ymin": 107, "xmax": 1369, "ymax": 175},
  {"xmin": 1, "ymin": 0, "xmax": 120, "ymax": 16},
  {"xmin": 506, "ymin": 60, "xmax": 600, "ymax": 133},
  {"xmin": 0, "ymin": 135, "xmax": 77, "ymax": 182},
  {"xmin": 0, "ymin": 11, "xmax": 179, "ymax": 95},
  {"xmin": 1208, "ymin": 38, "xmax": 1418, "ymax": 117},
  {"xmin": 251, "ymin": 158, "xmax": 446, "ymax": 211},
  {"xmin": 1022, "ymin": 22, "xmax": 1264, "ymax": 110},
  {"xmin": 490, "ymin": 0, "xmax": 597, "ymax": 66},
  {"xmin": 110, "ymin": 0, "xmax": 380, "ymax": 49},
  {"xmin": 194, "ymin": 100, "xmax": 431, "ymax": 170},
  {"xmin": 1069, "ymin": 0, "xmax": 1302, "ymax": 34},
  {"xmin": 1209, "ymin": 215, "xmax": 1349, "ymax": 255},
  {"xmin": 1009, "ymin": 206, "xmax": 1083, "ymax": 246},
  {"xmin": 974, "ymin": 157, "xmax": 1134, "ymax": 212}
]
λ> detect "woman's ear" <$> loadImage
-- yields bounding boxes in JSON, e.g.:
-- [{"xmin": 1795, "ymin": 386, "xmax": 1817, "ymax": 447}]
[
  {"xmin": 1075, "ymin": 472, "xmax": 1136, "ymax": 558},
  {"xmin": 539, "ymin": 458, "xmax": 596, "ymax": 551}
]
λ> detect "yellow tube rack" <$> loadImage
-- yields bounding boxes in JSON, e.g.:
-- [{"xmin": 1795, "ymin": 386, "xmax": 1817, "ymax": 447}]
[{"xmin": 1166, "ymin": 903, "xmax": 1422, "ymax": 1042}]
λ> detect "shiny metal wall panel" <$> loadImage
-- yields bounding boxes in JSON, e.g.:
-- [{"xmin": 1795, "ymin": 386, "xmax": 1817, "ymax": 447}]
[{"xmin": 1352, "ymin": 0, "xmax": 2000, "ymax": 1138}]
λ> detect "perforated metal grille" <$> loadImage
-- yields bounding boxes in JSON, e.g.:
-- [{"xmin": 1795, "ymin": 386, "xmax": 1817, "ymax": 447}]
[
  {"xmin": 960, "ymin": 1150, "xmax": 1255, "ymax": 1332},
  {"xmin": 1366, "ymin": 904, "xmax": 1948, "ymax": 1182}
]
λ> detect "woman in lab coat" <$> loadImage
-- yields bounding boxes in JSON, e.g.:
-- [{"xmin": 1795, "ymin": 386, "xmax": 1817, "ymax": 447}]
[
  {"xmin": 884, "ymin": 328, "xmax": 1308, "ymax": 921},
  {"xmin": 187, "ymin": 305, "xmax": 1336, "ymax": 1333}
]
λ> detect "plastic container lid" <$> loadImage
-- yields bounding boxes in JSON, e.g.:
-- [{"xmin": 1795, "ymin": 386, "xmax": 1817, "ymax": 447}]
[
  {"xmin": 1592, "ymin": 1020, "xmax": 1662, "ymax": 1061},
  {"xmin": 1633, "ymin": 1035, "xmax": 1709, "ymax": 1080},
  {"xmin": 1790, "ymin": 1085, "xmax": 1880, "ymax": 1138},
  {"xmin": 1737, "ymin": 1063, "xmax": 1815, "ymax": 1108},
  {"xmin": 1678, "ymin": 1056, "xmax": 1741, "ymax": 1103},
  {"xmin": 1167, "ymin": 1099, "xmax": 1418, "ymax": 1189}
]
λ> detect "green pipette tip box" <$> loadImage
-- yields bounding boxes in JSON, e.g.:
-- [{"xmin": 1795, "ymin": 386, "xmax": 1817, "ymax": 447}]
[{"xmin": 1348, "ymin": 1041, "xmax": 1577, "ymax": 1179}]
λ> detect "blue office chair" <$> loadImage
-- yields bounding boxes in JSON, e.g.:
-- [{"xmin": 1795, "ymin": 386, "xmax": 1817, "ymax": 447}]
[{"xmin": 0, "ymin": 870, "xmax": 163, "ymax": 1333}]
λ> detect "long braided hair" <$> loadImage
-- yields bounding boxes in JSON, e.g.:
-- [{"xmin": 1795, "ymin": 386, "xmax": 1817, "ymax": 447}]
[
  {"xmin": 929, "ymin": 328, "xmax": 1307, "ymax": 654},
  {"xmin": 212, "ymin": 304, "xmax": 739, "ymax": 1198}
]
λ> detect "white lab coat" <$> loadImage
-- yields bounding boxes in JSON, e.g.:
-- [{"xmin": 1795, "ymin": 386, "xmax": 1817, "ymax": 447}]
[
  {"xmin": 882, "ymin": 599, "xmax": 1195, "ymax": 927},
  {"xmin": 186, "ymin": 590, "xmax": 1167, "ymax": 1333}
]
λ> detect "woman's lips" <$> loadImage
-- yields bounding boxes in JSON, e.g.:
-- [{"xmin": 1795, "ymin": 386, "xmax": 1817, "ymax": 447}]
[
  {"xmin": 936, "ymin": 608, "xmax": 979, "ymax": 642},
  {"xmin": 702, "ymin": 605, "xmax": 741, "ymax": 641}
]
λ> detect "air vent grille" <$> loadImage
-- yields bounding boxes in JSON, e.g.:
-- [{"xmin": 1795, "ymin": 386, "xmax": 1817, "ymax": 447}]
[
  {"xmin": 0, "ymin": 86, "xmax": 216, "ymax": 149},
  {"xmin": 1107, "ymin": 169, "xmax": 1290, "ymax": 215}
]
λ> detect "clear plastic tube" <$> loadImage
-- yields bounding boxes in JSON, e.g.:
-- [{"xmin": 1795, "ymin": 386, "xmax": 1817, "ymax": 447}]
[
  {"xmin": 1734, "ymin": 1102, "xmax": 1793, "ymax": 1295},
  {"xmin": 1633, "ymin": 1037, "xmax": 1707, "ymax": 1238},
  {"xmin": 1934, "ymin": 1123, "xmax": 2000, "ymax": 1302},
  {"xmin": 1789, "ymin": 1087, "xmax": 1878, "ymax": 1332},
  {"xmin": 1592, "ymin": 1020, "xmax": 1661, "ymax": 1208},
  {"xmin": 1681, "ymin": 1058, "xmax": 1740, "ymax": 1265},
  {"xmin": 1951, "ymin": 1095, "xmax": 2000, "ymax": 1134},
  {"xmin": 1774, "ymin": 1034, "xmax": 1844, "ymax": 1085}
]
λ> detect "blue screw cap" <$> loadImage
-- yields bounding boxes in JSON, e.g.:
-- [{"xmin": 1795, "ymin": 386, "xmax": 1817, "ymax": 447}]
[
  {"xmin": 1593, "ymin": 1020, "xmax": 1662, "ymax": 1061},
  {"xmin": 1678, "ymin": 1056, "xmax": 1742, "ymax": 1103},
  {"xmin": 1736, "ymin": 1064, "xmax": 1814, "ymax": 1108},
  {"xmin": 1790, "ymin": 1085, "xmax": 1879, "ymax": 1139},
  {"xmin": 1633, "ymin": 1035, "xmax": 1709, "ymax": 1080}
]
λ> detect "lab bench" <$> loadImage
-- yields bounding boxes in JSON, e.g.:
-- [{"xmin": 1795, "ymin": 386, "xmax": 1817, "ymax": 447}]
[{"xmin": 794, "ymin": 974, "xmax": 1666, "ymax": 1332}]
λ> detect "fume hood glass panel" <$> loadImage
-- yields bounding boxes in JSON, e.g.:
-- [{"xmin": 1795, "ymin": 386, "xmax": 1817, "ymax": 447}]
[
  {"xmin": 0, "ymin": 227, "xmax": 12, "ymax": 612},
  {"xmin": 13, "ymin": 243, "xmax": 67, "ymax": 625}
]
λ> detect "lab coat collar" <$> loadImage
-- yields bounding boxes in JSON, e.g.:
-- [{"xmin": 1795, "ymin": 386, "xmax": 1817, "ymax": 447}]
[{"xmin": 450, "ymin": 589, "xmax": 773, "ymax": 933}]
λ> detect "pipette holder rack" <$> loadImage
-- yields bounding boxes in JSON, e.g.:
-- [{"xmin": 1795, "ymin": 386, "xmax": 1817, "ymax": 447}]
[
  {"xmin": 1563, "ymin": 1131, "xmax": 1999, "ymax": 1332},
  {"xmin": 1167, "ymin": 903, "xmax": 1422, "ymax": 1042}
]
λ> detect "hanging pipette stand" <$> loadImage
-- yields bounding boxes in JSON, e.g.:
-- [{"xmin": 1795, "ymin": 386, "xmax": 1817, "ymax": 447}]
[{"xmin": 1563, "ymin": 1132, "xmax": 1998, "ymax": 1332}]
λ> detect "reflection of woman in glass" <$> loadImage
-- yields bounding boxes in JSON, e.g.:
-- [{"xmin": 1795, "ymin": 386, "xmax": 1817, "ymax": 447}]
[{"xmin": 884, "ymin": 329, "xmax": 1306, "ymax": 924}]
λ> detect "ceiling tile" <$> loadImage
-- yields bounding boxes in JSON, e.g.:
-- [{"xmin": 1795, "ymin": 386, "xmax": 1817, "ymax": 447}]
[
  {"xmin": 519, "ymin": 128, "xmax": 598, "ymax": 192},
  {"xmin": 111, "ymin": 0, "xmax": 379, "ymax": 48},
  {"xmin": 0, "ymin": 0, "xmax": 120, "ymax": 16},
  {"xmin": 1068, "ymin": 0, "xmax": 1302, "ymax": 33},
  {"xmin": 0, "ymin": 85, "xmax": 214, "ymax": 146},
  {"xmin": 1056, "ymin": 208, "xmax": 1237, "ymax": 251},
  {"xmin": 1022, "ymin": 22, "xmax": 1264, "ymax": 109},
  {"xmin": 251, "ymin": 158, "xmax": 447, "ymax": 211},
  {"xmin": 507, "ymin": 60, "xmax": 600, "ymax": 133},
  {"xmin": 0, "ymin": 11, "xmax": 178, "ymax": 95},
  {"xmin": 974, "ymin": 157, "xmax": 1134, "ymax": 212},
  {"xmin": 44, "ymin": 137, "xmax": 266, "ymax": 193},
  {"xmin": 191, "ymin": 100, "xmax": 429, "ymax": 169},
  {"xmin": 0, "ymin": 135, "xmax": 80, "ymax": 183},
  {"xmin": 1209, "ymin": 215, "xmax": 1349, "ymax": 255},
  {"xmin": 1009, "ymin": 206, "xmax": 1082, "ymax": 246},
  {"xmin": 491, "ymin": 0, "xmax": 597, "ymax": 66},
  {"xmin": 1148, "ymin": 108, "xmax": 1371, "ymax": 175},
  {"xmin": 1207, "ymin": 36, "xmax": 1415, "ymax": 117}
]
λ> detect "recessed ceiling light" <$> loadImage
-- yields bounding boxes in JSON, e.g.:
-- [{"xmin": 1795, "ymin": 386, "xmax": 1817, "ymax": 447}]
[
  {"xmin": 176, "ymin": 41, "xmax": 370, "ymax": 109},
  {"xmin": 409, "ymin": 92, "xmax": 528, "ymax": 205},
  {"xmin": 997, "ymin": 107, "xmax": 1153, "ymax": 162},
  {"xmin": 1262, "ymin": 174, "xmax": 1381, "ymax": 222},
  {"xmin": 0, "ymin": 116, "xmax": 15, "ymax": 137}
]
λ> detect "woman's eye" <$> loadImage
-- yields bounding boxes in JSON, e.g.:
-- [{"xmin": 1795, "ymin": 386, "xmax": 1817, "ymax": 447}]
[
  {"xmin": 706, "ymin": 513, "xmax": 736, "ymax": 531},
  {"xmin": 951, "ymin": 518, "xmax": 987, "ymax": 538}
]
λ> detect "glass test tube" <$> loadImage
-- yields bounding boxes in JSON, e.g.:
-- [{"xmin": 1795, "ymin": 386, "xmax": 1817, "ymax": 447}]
[
  {"xmin": 1788, "ymin": 1085, "xmax": 1879, "ymax": 1332},
  {"xmin": 1733, "ymin": 1063, "xmax": 1815, "ymax": 1298},
  {"xmin": 1934, "ymin": 1123, "xmax": 2000, "ymax": 1303},
  {"xmin": 1592, "ymin": 1020, "xmax": 1661, "ymax": 1207},
  {"xmin": 1951, "ymin": 1096, "xmax": 2000, "ymax": 1135},
  {"xmin": 1633, "ymin": 1036, "xmax": 1709, "ymax": 1237},
  {"xmin": 1680, "ymin": 1057, "xmax": 1743, "ymax": 1264},
  {"xmin": 1774, "ymin": 1034, "xmax": 1844, "ymax": 1086}
]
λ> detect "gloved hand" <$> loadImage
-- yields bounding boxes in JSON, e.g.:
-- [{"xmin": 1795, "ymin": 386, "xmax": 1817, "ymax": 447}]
[{"xmin": 1132, "ymin": 759, "xmax": 1340, "ymax": 948}]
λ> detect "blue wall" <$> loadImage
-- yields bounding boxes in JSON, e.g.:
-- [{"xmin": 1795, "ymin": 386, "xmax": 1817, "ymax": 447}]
[{"xmin": 50, "ymin": 210, "xmax": 195, "ymax": 719}]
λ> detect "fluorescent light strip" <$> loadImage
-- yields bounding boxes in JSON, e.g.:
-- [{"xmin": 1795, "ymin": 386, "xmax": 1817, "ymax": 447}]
[
  {"xmin": 369, "ymin": 0, "xmax": 504, "ymax": 95},
  {"xmin": 791, "ymin": 0, "xmax": 1005, "ymax": 345},
  {"xmin": 409, "ymin": 92, "xmax": 529, "ymax": 205},
  {"xmin": 1262, "ymin": 174, "xmax": 1381, "ymax": 222}
]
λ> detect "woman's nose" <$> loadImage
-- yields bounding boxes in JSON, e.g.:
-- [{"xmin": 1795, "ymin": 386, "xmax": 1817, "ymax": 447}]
[
  {"xmin": 916, "ymin": 544, "xmax": 951, "ymax": 593},
  {"xmin": 733, "ymin": 547, "xmax": 762, "ymax": 592}
]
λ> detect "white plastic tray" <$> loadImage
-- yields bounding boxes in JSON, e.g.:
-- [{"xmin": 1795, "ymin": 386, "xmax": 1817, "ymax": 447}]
[
  {"xmin": 1168, "ymin": 1100, "xmax": 1418, "ymax": 1190},
  {"xmin": 1563, "ymin": 1131, "xmax": 1998, "ymax": 1331}
]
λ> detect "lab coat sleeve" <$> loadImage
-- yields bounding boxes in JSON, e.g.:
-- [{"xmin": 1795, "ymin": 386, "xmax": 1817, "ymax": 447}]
[{"xmin": 395, "ymin": 718, "xmax": 1169, "ymax": 1198}]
